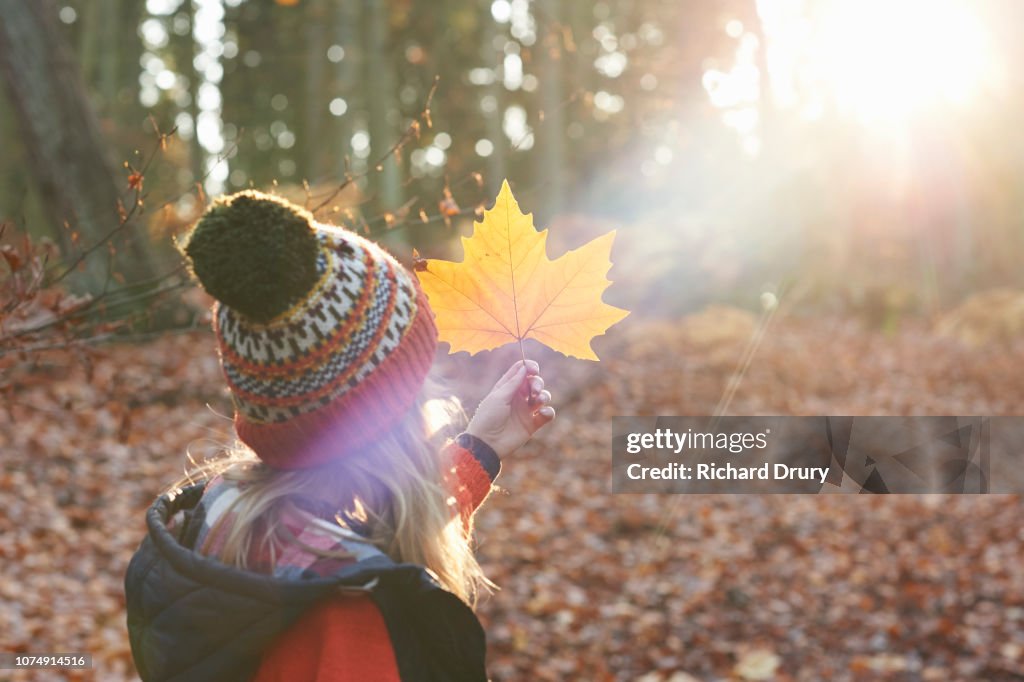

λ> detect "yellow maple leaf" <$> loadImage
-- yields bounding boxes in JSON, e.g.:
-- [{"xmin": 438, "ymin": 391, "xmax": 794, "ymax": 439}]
[{"xmin": 414, "ymin": 180, "xmax": 629, "ymax": 360}]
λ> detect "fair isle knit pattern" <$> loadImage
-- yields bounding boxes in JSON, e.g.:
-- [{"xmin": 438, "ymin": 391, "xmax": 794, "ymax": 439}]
[
  {"xmin": 217, "ymin": 227, "xmax": 415, "ymax": 424},
  {"xmin": 188, "ymin": 196, "xmax": 438, "ymax": 470}
]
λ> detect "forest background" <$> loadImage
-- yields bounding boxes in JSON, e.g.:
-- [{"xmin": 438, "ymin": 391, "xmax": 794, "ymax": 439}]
[{"xmin": 2, "ymin": 0, "xmax": 1024, "ymax": 679}]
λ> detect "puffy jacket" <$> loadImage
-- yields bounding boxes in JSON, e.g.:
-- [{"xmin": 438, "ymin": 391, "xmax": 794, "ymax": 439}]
[{"xmin": 125, "ymin": 435, "xmax": 499, "ymax": 682}]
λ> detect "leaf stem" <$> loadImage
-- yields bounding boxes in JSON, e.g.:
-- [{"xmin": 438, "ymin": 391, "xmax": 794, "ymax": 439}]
[{"xmin": 518, "ymin": 336, "xmax": 534, "ymax": 406}]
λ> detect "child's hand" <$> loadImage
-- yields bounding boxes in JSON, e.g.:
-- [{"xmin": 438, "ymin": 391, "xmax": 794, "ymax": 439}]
[{"xmin": 465, "ymin": 360, "xmax": 555, "ymax": 459}]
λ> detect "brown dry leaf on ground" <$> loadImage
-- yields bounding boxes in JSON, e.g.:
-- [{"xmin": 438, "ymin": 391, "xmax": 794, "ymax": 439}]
[{"xmin": 2, "ymin": 313, "xmax": 1023, "ymax": 681}]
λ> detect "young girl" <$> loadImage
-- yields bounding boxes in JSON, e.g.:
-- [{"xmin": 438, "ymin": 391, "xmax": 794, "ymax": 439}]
[{"xmin": 125, "ymin": 191, "xmax": 555, "ymax": 682}]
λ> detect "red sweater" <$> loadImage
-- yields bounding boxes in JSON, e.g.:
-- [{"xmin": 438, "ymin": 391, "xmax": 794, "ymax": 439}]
[{"xmin": 249, "ymin": 437, "xmax": 497, "ymax": 682}]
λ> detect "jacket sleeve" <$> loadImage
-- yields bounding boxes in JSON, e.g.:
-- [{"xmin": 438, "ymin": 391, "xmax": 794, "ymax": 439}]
[
  {"xmin": 441, "ymin": 433, "xmax": 501, "ymax": 531},
  {"xmin": 250, "ymin": 596, "xmax": 401, "ymax": 682}
]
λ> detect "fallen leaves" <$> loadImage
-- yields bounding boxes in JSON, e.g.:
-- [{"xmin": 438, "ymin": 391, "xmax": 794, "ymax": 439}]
[
  {"xmin": 1, "ymin": 243, "xmax": 24, "ymax": 272},
  {"xmin": 415, "ymin": 180, "xmax": 629, "ymax": 360},
  {"xmin": 3, "ymin": 311, "xmax": 1024, "ymax": 680},
  {"xmin": 733, "ymin": 648, "xmax": 781, "ymax": 680},
  {"xmin": 935, "ymin": 288, "xmax": 1024, "ymax": 347}
]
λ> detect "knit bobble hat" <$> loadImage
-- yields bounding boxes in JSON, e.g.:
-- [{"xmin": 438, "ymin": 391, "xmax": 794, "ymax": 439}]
[{"xmin": 182, "ymin": 190, "xmax": 438, "ymax": 470}]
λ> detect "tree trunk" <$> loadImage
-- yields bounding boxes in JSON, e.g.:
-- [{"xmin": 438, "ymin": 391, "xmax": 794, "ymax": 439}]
[
  {"xmin": 364, "ymin": 0, "xmax": 402, "ymax": 208},
  {"xmin": 187, "ymin": 0, "xmax": 206, "ymax": 184},
  {"xmin": 98, "ymin": 0, "xmax": 119, "ymax": 109},
  {"xmin": 481, "ymin": 0, "xmax": 506, "ymax": 196},
  {"xmin": 333, "ymin": 0, "xmax": 359, "ymax": 179},
  {"xmin": 535, "ymin": 0, "xmax": 566, "ymax": 219},
  {"xmin": 78, "ymin": 0, "xmax": 102, "ymax": 94},
  {"xmin": 303, "ymin": 0, "xmax": 328, "ymax": 181},
  {"xmin": 0, "ymin": 85, "xmax": 30, "ymax": 222},
  {"xmin": 0, "ymin": 0, "xmax": 156, "ymax": 292}
]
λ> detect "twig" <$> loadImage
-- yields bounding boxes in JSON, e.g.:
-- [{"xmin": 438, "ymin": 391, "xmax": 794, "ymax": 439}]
[
  {"xmin": 310, "ymin": 77, "xmax": 440, "ymax": 214},
  {"xmin": 2, "ymin": 265, "xmax": 188, "ymax": 342},
  {"xmin": 51, "ymin": 126, "xmax": 178, "ymax": 285}
]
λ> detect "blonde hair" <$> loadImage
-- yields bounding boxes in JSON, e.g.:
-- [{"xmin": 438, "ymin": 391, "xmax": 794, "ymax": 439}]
[{"xmin": 173, "ymin": 377, "xmax": 491, "ymax": 606}]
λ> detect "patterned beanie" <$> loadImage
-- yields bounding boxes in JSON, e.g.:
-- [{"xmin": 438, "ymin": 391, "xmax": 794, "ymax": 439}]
[{"xmin": 181, "ymin": 190, "xmax": 438, "ymax": 470}]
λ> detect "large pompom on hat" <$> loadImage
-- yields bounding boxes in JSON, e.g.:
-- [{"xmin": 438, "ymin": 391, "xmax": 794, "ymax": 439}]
[{"xmin": 181, "ymin": 190, "xmax": 438, "ymax": 469}]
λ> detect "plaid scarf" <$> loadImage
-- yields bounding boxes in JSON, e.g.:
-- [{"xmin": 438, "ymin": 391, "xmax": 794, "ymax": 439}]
[{"xmin": 176, "ymin": 476, "xmax": 385, "ymax": 579}]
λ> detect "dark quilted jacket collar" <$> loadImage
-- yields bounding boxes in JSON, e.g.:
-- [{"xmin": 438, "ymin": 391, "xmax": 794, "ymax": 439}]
[{"xmin": 124, "ymin": 484, "xmax": 487, "ymax": 682}]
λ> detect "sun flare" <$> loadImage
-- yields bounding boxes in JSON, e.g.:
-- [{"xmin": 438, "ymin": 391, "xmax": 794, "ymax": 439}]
[{"xmin": 809, "ymin": 0, "xmax": 993, "ymax": 125}]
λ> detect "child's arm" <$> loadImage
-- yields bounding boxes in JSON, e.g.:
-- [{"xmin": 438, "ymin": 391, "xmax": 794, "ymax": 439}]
[
  {"xmin": 443, "ymin": 360, "xmax": 555, "ymax": 528},
  {"xmin": 442, "ymin": 433, "xmax": 501, "ymax": 528}
]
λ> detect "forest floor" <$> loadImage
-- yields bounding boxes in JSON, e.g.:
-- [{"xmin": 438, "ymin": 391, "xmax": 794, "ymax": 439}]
[{"xmin": 1, "ymin": 310, "xmax": 1023, "ymax": 681}]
